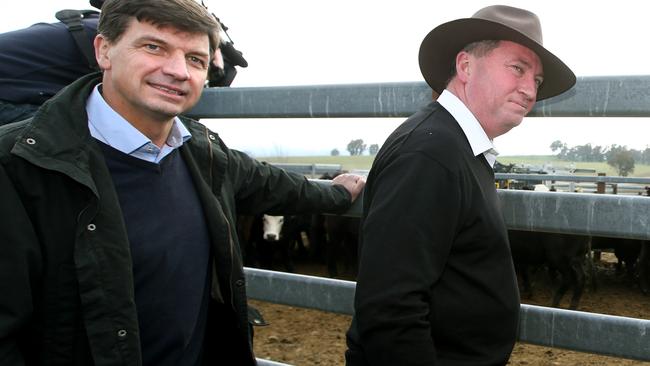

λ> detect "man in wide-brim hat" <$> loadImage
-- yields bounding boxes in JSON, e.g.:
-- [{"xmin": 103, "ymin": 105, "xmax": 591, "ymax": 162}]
[{"xmin": 346, "ymin": 5, "xmax": 575, "ymax": 366}]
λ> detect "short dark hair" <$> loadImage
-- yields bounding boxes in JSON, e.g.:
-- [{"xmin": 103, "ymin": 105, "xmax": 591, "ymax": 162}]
[
  {"xmin": 98, "ymin": 0, "xmax": 220, "ymax": 55},
  {"xmin": 445, "ymin": 40, "xmax": 501, "ymax": 87}
]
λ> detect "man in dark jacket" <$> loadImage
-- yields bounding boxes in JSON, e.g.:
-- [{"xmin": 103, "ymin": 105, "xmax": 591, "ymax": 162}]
[
  {"xmin": 0, "ymin": 0, "xmax": 364, "ymax": 365},
  {"xmin": 345, "ymin": 5, "xmax": 574, "ymax": 366}
]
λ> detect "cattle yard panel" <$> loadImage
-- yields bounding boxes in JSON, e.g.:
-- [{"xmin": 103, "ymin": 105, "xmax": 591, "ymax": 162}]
[
  {"xmin": 495, "ymin": 173, "xmax": 650, "ymax": 195},
  {"xmin": 188, "ymin": 76, "xmax": 650, "ymax": 119},
  {"xmin": 499, "ymin": 190, "xmax": 650, "ymax": 240},
  {"xmin": 188, "ymin": 76, "xmax": 650, "ymax": 363},
  {"xmin": 311, "ymin": 180, "xmax": 650, "ymax": 241},
  {"xmin": 245, "ymin": 267, "xmax": 650, "ymax": 361},
  {"xmin": 495, "ymin": 174, "xmax": 650, "ymax": 184},
  {"xmin": 264, "ymin": 163, "xmax": 343, "ymax": 177},
  {"xmin": 256, "ymin": 358, "xmax": 293, "ymax": 366}
]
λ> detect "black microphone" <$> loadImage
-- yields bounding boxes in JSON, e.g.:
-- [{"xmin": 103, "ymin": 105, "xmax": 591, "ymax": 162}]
[
  {"xmin": 220, "ymin": 41, "xmax": 248, "ymax": 68},
  {"xmin": 89, "ymin": 0, "xmax": 104, "ymax": 10}
]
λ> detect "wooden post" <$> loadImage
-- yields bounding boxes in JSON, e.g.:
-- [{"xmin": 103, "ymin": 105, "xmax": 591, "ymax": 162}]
[{"xmin": 596, "ymin": 172, "xmax": 606, "ymax": 194}]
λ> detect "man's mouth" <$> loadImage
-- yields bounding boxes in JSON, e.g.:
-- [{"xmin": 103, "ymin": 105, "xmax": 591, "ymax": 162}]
[
  {"xmin": 511, "ymin": 100, "xmax": 528, "ymax": 110},
  {"xmin": 151, "ymin": 84, "xmax": 185, "ymax": 96}
]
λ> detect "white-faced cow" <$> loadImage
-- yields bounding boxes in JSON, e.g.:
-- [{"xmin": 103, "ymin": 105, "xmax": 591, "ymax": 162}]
[
  {"xmin": 262, "ymin": 214, "xmax": 284, "ymax": 242},
  {"xmin": 239, "ymin": 214, "xmax": 312, "ymax": 273}
]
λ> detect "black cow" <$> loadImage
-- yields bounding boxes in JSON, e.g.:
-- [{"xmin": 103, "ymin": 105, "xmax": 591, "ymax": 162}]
[
  {"xmin": 639, "ymin": 242, "xmax": 650, "ymax": 295},
  {"xmin": 508, "ymin": 230, "xmax": 590, "ymax": 310},
  {"xmin": 323, "ymin": 215, "xmax": 360, "ymax": 278},
  {"xmin": 591, "ymin": 236, "xmax": 650, "ymax": 296},
  {"xmin": 591, "ymin": 236, "xmax": 643, "ymax": 279},
  {"xmin": 313, "ymin": 172, "xmax": 362, "ymax": 278}
]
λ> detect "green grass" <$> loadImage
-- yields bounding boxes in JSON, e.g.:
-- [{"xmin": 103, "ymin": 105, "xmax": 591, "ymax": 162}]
[{"xmin": 256, "ymin": 155, "xmax": 650, "ymax": 177}]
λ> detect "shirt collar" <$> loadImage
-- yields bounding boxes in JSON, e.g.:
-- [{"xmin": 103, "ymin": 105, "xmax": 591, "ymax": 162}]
[
  {"xmin": 437, "ymin": 89, "xmax": 499, "ymax": 167},
  {"xmin": 85, "ymin": 84, "xmax": 191, "ymax": 155}
]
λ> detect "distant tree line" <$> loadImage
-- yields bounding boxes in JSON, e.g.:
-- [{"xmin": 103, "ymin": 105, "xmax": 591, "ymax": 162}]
[
  {"xmin": 331, "ymin": 139, "xmax": 380, "ymax": 156},
  {"xmin": 550, "ymin": 140, "xmax": 648, "ymax": 176}
]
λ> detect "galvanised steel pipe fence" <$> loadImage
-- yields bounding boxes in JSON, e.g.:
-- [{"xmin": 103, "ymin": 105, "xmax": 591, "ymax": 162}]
[
  {"xmin": 188, "ymin": 76, "xmax": 650, "ymax": 364},
  {"xmin": 246, "ymin": 267, "xmax": 650, "ymax": 364}
]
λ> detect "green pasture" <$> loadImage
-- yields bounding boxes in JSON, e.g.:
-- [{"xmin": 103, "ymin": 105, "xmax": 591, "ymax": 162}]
[{"xmin": 257, "ymin": 155, "xmax": 650, "ymax": 177}]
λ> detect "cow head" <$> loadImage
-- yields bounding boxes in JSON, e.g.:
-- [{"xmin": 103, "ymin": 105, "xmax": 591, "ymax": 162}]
[{"xmin": 262, "ymin": 215, "xmax": 284, "ymax": 242}]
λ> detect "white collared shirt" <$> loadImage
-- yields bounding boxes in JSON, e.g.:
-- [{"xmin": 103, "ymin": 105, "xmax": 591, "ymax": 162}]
[
  {"xmin": 437, "ymin": 89, "xmax": 499, "ymax": 168},
  {"xmin": 86, "ymin": 85, "xmax": 191, "ymax": 164}
]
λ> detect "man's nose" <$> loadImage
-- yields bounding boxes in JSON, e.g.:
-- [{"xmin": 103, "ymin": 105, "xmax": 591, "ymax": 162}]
[
  {"xmin": 162, "ymin": 52, "xmax": 190, "ymax": 80},
  {"xmin": 519, "ymin": 76, "xmax": 537, "ymax": 102}
]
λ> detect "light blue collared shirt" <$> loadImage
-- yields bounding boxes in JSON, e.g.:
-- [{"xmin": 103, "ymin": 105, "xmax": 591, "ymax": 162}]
[
  {"xmin": 86, "ymin": 85, "xmax": 191, "ymax": 163},
  {"xmin": 437, "ymin": 89, "xmax": 499, "ymax": 168}
]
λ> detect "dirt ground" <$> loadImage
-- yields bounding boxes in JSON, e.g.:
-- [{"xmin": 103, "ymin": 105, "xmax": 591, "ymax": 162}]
[{"xmin": 251, "ymin": 253, "xmax": 650, "ymax": 365}]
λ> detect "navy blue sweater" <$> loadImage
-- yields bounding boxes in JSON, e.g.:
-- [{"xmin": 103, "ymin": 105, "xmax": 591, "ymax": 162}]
[{"xmin": 99, "ymin": 141, "xmax": 211, "ymax": 366}]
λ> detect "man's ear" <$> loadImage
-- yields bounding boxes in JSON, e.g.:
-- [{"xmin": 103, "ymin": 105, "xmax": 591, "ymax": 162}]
[
  {"xmin": 455, "ymin": 51, "xmax": 471, "ymax": 83},
  {"xmin": 93, "ymin": 34, "xmax": 111, "ymax": 71}
]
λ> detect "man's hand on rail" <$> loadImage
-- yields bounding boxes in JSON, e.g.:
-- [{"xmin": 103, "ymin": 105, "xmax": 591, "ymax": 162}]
[{"xmin": 332, "ymin": 173, "xmax": 366, "ymax": 203}]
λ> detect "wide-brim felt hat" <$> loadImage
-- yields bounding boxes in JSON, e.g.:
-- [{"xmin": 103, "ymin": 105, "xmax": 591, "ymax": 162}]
[{"xmin": 418, "ymin": 5, "xmax": 576, "ymax": 101}]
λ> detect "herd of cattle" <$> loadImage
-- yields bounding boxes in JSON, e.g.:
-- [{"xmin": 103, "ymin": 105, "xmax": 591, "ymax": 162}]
[
  {"xmin": 237, "ymin": 212, "xmax": 650, "ymax": 309},
  {"xmin": 236, "ymin": 175, "xmax": 650, "ymax": 310}
]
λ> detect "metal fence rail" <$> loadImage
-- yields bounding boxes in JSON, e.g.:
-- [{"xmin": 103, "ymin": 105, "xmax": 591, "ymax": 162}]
[
  {"xmin": 265, "ymin": 163, "xmax": 342, "ymax": 177},
  {"xmin": 245, "ymin": 268, "xmax": 650, "ymax": 362},
  {"xmin": 311, "ymin": 180, "xmax": 650, "ymax": 240},
  {"xmin": 495, "ymin": 173, "xmax": 650, "ymax": 185},
  {"xmin": 256, "ymin": 358, "xmax": 293, "ymax": 366},
  {"xmin": 188, "ymin": 76, "xmax": 650, "ymax": 119}
]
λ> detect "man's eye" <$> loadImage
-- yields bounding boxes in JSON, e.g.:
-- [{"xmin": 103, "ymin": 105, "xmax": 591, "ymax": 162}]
[
  {"xmin": 512, "ymin": 65, "xmax": 523, "ymax": 73},
  {"xmin": 145, "ymin": 44, "xmax": 160, "ymax": 51},
  {"xmin": 188, "ymin": 56, "xmax": 207, "ymax": 69}
]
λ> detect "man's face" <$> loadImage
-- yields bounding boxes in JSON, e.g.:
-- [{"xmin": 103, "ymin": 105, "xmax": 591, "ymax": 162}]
[
  {"xmin": 462, "ymin": 40, "xmax": 543, "ymax": 139},
  {"xmin": 95, "ymin": 19, "xmax": 210, "ymax": 125}
]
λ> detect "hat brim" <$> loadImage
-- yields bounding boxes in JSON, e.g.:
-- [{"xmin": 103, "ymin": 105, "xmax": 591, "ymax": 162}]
[{"xmin": 418, "ymin": 18, "xmax": 576, "ymax": 101}]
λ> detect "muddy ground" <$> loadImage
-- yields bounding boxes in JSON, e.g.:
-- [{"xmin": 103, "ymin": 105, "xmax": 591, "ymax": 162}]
[{"xmin": 251, "ymin": 253, "xmax": 650, "ymax": 365}]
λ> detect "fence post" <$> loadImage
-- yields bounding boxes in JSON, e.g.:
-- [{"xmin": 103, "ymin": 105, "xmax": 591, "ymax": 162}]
[{"xmin": 597, "ymin": 172, "xmax": 606, "ymax": 194}]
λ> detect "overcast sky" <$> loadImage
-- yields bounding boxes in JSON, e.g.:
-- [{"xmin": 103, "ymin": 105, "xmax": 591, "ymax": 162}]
[{"xmin": 4, "ymin": 1, "xmax": 650, "ymax": 157}]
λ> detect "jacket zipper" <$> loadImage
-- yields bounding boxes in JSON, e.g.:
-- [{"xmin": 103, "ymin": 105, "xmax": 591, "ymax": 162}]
[{"xmin": 205, "ymin": 126, "xmax": 236, "ymax": 309}]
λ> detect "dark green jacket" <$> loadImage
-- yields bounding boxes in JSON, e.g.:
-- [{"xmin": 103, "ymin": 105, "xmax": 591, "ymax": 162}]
[{"xmin": 0, "ymin": 73, "xmax": 351, "ymax": 366}]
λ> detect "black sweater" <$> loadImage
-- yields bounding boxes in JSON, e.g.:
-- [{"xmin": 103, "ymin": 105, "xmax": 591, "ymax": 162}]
[{"xmin": 346, "ymin": 102, "xmax": 519, "ymax": 366}]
